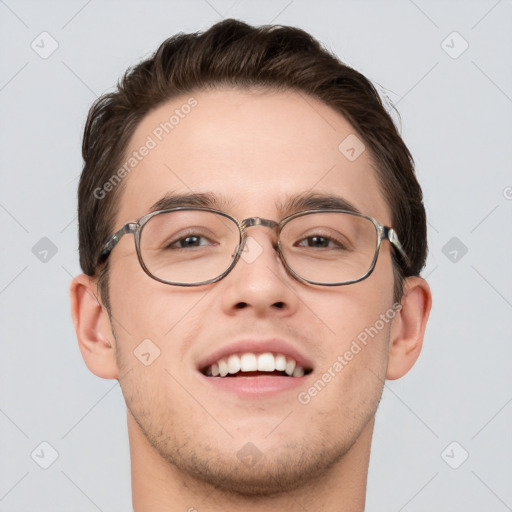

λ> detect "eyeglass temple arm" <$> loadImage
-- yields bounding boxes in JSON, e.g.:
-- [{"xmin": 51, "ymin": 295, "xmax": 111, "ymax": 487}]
[
  {"xmin": 97, "ymin": 223, "xmax": 138, "ymax": 264},
  {"xmin": 384, "ymin": 227, "xmax": 410, "ymax": 268}
]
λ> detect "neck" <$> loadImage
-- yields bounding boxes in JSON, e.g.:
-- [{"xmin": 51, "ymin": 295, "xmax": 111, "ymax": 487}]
[{"xmin": 129, "ymin": 411, "xmax": 373, "ymax": 512}]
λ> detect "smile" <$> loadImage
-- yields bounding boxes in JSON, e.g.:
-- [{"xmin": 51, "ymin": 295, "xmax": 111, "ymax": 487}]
[{"xmin": 202, "ymin": 352, "xmax": 312, "ymax": 378}]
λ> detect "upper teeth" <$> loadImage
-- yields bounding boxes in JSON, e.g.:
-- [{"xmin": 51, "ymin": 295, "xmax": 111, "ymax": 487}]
[{"xmin": 205, "ymin": 352, "xmax": 306, "ymax": 378}]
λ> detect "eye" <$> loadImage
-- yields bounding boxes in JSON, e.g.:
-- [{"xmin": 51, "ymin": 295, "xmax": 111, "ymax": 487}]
[
  {"xmin": 296, "ymin": 235, "xmax": 347, "ymax": 249},
  {"xmin": 167, "ymin": 235, "xmax": 214, "ymax": 249}
]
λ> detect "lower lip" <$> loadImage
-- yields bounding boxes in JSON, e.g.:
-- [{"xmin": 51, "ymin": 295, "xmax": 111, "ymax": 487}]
[{"xmin": 198, "ymin": 372, "xmax": 311, "ymax": 398}]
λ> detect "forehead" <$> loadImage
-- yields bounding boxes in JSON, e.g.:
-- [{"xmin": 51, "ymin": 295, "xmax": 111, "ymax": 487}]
[{"xmin": 115, "ymin": 87, "xmax": 391, "ymax": 226}]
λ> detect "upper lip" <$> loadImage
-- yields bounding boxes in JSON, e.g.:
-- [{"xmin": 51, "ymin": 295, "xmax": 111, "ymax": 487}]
[{"xmin": 197, "ymin": 338, "xmax": 315, "ymax": 373}]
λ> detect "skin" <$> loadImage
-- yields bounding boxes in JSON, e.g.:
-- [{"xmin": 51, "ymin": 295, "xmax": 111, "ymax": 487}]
[{"xmin": 70, "ymin": 87, "xmax": 431, "ymax": 511}]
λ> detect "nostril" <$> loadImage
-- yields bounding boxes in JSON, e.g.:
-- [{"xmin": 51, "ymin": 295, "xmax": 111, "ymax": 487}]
[
  {"xmin": 235, "ymin": 302, "xmax": 249, "ymax": 309},
  {"xmin": 273, "ymin": 301, "xmax": 285, "ymax": 309}
]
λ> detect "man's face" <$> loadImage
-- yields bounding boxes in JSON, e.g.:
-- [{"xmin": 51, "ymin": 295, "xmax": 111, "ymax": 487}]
[{"xmin": 106, "ymin": 88, "xmax": 398, "ymax": 494}]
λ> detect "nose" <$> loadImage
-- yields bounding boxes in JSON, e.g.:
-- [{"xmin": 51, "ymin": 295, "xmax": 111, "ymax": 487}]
[{"xmin": 218, "ymin": 227, "xmax": 300, "ymax": 317}]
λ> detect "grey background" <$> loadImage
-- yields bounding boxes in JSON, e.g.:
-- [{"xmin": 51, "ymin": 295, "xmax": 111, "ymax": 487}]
[{"xmin": 1, "ymin": 0, "xmax": 511, "ymax": 510}]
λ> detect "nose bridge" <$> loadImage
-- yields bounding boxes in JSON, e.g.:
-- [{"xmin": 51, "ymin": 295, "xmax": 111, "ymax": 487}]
[
  {"xmin": 241, "ymin": 217, "xmax": 279, "ymax": 231},
  {"xmin": 239, "ymin": 217, "xmax": 281, "ymax": 255},
  {"xmin": 235, "ymin": 216, "xmax": 284, "ymax": 271},
  {"xmin": 220, "ymin": 216, "xmax": 298, "ymax": 315}
]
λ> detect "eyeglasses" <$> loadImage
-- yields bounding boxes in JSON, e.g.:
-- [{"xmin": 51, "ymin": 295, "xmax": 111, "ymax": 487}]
[{"xmin": 97, "ymin": 207, "xmax": 408, "ymax": 287}]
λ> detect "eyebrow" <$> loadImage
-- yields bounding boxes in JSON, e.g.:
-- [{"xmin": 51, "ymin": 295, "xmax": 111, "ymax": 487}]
[
  {"xmin": 277, "ymin": 192, "xmax": 361, "ymax": 216},
  {"xmin": 150, "ymin": 192, "xmax": 235, "ymax": 212},
  {"xmin": 149, "ymin": 191, "xmax": 361, "ymax": 217}
]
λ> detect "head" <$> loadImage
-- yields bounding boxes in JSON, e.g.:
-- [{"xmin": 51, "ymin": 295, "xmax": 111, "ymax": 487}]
[{"xmin": 71, "ymin": 19, "xmax": 431, "ymax": 498}]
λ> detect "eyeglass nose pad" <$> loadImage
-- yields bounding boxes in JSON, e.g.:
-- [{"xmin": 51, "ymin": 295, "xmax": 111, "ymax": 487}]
[
  {"xmin": 230, "ymin": 240, "xmax": 244, "ymax": 260},
  {"xmin": 230, "ymin": 233, "xmax": 249, "ymax": 261},
  {"xmin": 231, "ymin": 228, "xmax": 280, "ymax": 266},
  {"xmin": 227, "ymin": 217, "xmax": 282, "ymax": 270}
]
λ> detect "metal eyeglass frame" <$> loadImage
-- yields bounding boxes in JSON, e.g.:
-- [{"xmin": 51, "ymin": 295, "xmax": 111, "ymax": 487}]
[{"xmin": 97, "ymin": 206, "xmax": 409, "ymax": 287}]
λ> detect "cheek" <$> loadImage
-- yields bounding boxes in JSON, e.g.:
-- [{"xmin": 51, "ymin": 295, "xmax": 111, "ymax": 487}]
[
  {"xmin": 313, "ymin": 290, "xmax": 392, "ymax": 383},
  {"xmin": 300, "ymin": 260, "xmax": 395, "ymax": 396},
  {"xmin": 297, "ymin": 306, "xmax": 391, "ymax": 435},
  {"xmin": 309, "ymin": 266, "xmax": 395, "ymax": 348},
  {"xmin": 108, "ymin": 256, "xmax": 206, "ymax": 341},
  {"xmin": 116, "ymin": 354, "xmax": 188, "ymax": 445}
]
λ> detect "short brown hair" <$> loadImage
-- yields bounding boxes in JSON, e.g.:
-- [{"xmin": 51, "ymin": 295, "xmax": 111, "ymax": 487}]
[{"xmin": 78, "ymin": 18, "xmax": 427, "ymax": 306}]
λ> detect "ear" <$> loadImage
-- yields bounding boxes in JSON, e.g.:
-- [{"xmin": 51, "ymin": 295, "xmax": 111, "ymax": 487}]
[
  {"xmin": 70, "ymin": 274, "xmax": 119, "ymax": 380},
  {"xmin": 386, "ymin": 276, "xmax": 432, "ymax": 380}
]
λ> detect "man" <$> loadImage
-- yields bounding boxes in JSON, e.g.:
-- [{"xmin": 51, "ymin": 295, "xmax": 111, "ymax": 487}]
[{"xmin": 70, "ymin": 18, "xmax": 431, "ymax": 511}]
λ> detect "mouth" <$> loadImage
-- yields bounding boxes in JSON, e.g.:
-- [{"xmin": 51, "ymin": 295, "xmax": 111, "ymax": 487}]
[
  {"xmin": 200, "ymin": 352, "xmax": 313, "ymax": 378},
  {"xmin": 196, "ymin": 339, "xmax": 314, "ymax": 396}
]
